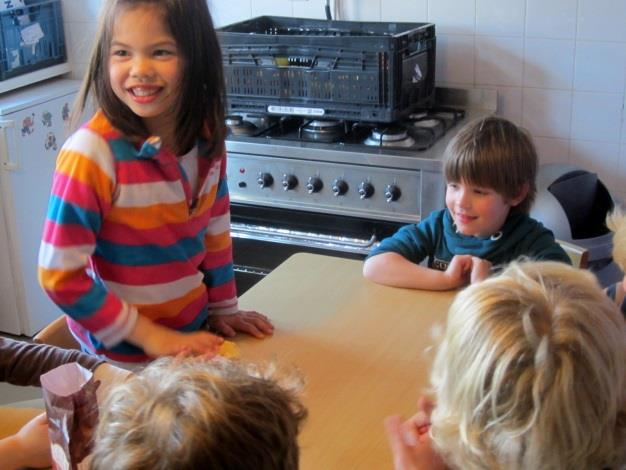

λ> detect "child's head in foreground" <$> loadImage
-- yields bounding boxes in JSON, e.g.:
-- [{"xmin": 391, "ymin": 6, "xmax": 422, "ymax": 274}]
[
  {"xmin": 90, "ymin": 358, "xmax": 307, "ymax": 470},
  {"xmin": 443, "ymin": 117, "xmax": 537, "ymax": 236},
  {"xmin": 607, "ymin": 206, "xmax": 626, "ymax": 283},
  {"xmin": 429, "ymin": 261, "xmax": 626, "ymax": 470}
]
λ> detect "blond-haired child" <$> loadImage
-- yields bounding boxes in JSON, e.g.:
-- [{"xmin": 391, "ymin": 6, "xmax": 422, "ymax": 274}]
[
  {"xmin": 364, "ymin": 117, "xmax": 570, "ymax": 290},
  {"xmin": 90, "ymin": 357, "xmax": 307, "ymax": 469},
  {"xmin": 386, "ymin": 261, "xmax": 626, "ymax": 469},
  {"xmin": 607, "ymin": 207, "xmax": 626, "ymax": 316}
]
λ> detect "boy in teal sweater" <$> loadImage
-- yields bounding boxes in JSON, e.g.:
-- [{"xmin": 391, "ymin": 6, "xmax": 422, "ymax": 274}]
[{"xmin": 363, "ymin": 116, "xmax": 570, "ymax": 290}]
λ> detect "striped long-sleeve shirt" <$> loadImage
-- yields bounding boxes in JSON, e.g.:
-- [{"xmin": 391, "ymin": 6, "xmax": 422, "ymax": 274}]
[{"xmin": 38, "ymin": 111, "xmax": 238, "ymax": 362}]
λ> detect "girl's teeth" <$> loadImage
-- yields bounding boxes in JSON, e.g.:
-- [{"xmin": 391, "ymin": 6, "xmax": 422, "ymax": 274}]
[{"xmin": 133, "ymin": 88, "xmax": 157, "ymax": 97}]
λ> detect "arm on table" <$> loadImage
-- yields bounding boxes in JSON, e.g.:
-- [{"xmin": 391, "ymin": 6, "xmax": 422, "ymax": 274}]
[{"xmin": 363, "ymin": 252, "xmax": 473, "ymax": 290}]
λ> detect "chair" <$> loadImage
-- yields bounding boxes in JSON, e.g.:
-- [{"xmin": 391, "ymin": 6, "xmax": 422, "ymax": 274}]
[
  {"xmin": 33, "ymin": 315, "xmax": 80, "ymax": 350},
  {"xmin": 556, "ymin": 239, "xmax": 589, "ymax": 269}
]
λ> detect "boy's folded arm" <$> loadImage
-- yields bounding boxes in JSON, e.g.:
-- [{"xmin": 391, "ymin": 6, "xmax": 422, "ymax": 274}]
[{"xmin": 363, "ymin": 252, "xmax": 458, "ymax": 290}]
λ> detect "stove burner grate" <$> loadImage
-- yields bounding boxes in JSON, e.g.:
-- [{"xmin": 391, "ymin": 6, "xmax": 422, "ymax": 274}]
[
  {"xmin": 363, "ymin": 126, "xmax": 416, "ymax": 148},
  {"xmin": 300, "ymin": 120, "xmax": 346, "ymax": 143}
]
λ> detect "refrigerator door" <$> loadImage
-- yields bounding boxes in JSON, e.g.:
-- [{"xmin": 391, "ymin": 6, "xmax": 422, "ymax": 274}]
[{"xmin": 0, "ymin": 79, "xmax": 80, "ymax": 335}]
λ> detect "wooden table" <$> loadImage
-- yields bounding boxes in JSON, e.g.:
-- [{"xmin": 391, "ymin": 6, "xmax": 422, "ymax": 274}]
[{"xmin": 237, "ymin": 253, "xmax": 454, "ymax": 470}]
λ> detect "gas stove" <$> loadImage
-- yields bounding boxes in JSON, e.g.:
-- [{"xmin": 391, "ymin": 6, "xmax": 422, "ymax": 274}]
[
  {"xmin": 226, "ymin": 106, "xmax": 464, "ymax": 150},
  {"xmin": 225, "ymin": 89, "xmax": 495, "ymax": 224}
]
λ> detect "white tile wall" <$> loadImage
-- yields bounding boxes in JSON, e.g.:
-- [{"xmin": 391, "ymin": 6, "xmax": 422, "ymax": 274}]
[
  {"xmin": 523, "ymin": 38, "xmax": 575, "ymax": 89},
  {"xmin": 474, "ymin": 36, "xmax": 524, "ymax": 87},
  {"xmin": 577, "ymin": 0, "xmax": 626, "ymax": 42},
  {"xmin": 574, "ymin": 42, "xmax": 626, "ymax": 93},
  {"xmin": 570, "ymin": 92, "xmax": 622, "ymax": 143},
  {"xmin": 209, "ymin": 0, "xmax": 252, "ymax": 26},
  {"xmin": 522, "ymin": 88, "xmax": 572, "ymax": 139},
  {"xmin": 381, "ymin": 0, "xmax": 427, "ymax": 22},
  {"xmin": 525, "ymin": 0, "xmax": 576, "ymax": 39},
  {"xmin": 475, "ymin": 0, "xmax": 525, "ymax": 37},
  {"xmin": 61, "ymin": 0, "xmax": 626, "ymax": 198}
]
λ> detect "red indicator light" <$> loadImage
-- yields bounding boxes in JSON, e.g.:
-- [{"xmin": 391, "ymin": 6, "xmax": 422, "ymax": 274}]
[{"xmin": 239, "ymin": 167, "xmax": 245, "ymax": 174}]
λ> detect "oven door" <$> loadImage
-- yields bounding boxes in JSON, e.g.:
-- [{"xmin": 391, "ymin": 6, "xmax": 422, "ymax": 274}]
[{"xmin": 230, "ymin": 203, "xmax": 403, "ymax": 294}]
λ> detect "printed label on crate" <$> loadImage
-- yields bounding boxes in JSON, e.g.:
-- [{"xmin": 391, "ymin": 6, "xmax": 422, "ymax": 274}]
[
  {"xmin": 0, "ymin": 0, "xmax": 26, "ymax": 11},
  {"xmin": 21, "ymin": 22, "xmax": 44, "ymax": 46},
  {"xmin": 267, "ymin": 105, "xmax": 325, "ymax": 117}
]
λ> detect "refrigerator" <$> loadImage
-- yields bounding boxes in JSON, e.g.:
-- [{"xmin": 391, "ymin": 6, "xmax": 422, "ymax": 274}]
[{"xmin": 0, "ymin": 78, "xmax": 80, "ymax": 335}]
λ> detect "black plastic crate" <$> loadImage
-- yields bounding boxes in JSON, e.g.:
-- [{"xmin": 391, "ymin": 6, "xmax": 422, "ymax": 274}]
[
  {"xmin": 218, "ymin": 16, "xmax": 436, "ymax": 122},
  {"xmin": 0, "ymin": 0, "xmax": 66, "ymax": 81}
]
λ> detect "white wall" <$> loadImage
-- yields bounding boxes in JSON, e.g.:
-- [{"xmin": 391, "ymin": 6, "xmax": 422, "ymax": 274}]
[{"xmin": 61, "ymin": 0, "xmax": 626, "ymax": 202}]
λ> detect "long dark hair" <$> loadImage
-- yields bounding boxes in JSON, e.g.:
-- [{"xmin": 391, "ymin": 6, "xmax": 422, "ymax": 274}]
[{"xmin": 73, "ymin": 0, "xmax": 225, "ymax": 155}]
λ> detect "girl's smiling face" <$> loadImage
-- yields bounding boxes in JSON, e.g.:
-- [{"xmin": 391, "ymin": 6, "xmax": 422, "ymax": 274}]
[
  {"xmin": 445, "ymin": 181, "xmax": 525, "ymax": 238},
  {"xmin": 108, "ymin": 4, "xmax": 182, "ymax": 141}
]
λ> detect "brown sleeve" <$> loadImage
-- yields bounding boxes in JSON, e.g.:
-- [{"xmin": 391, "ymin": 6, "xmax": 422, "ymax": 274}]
[{"xmin": 0, "ymin": 337, "xmax": 105, "ymax": 387}]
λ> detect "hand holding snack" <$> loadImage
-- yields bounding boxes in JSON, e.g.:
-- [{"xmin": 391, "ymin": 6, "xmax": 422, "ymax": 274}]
[{"xmin": 127, "ymin": 315, "xmax": 223, "ymax": 358}]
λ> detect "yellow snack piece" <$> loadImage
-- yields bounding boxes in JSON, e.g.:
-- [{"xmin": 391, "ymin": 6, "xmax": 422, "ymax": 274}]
[{"xmin": 218, "ymin": 340, "xmax": 239, "ymax": 358}]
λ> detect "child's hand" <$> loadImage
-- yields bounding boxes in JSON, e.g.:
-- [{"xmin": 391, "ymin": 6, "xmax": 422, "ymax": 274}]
[
  {"xmin": 207, "ymin": 310, "xmax": 274, "ymax": 339},
  {"xmin": 399, "ymin": 396, "xmax": 436, "ymax": 447},
  {"xmin": 384, "ymin": 414, "xmax": 446, "ymax": 470},
  {"xmin": 443, "ymin": 255, "xmax": 472, "ymax": 288},
  {"xmin": 128, "ymin": 316, "xmax": 223, "ymax": 358},
  {"xmin": 470, "ymin": 256, "xmax": 492, "ymax": 284},
  {"xmin": 11, "ymin": 412, "xmax": 52, "ymax": 469}
]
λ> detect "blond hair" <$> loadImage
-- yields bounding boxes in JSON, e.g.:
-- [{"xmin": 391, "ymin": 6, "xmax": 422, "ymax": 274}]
[
  {"xmin": 444, "ymin": 116, "xmax": 537, "ymax": 213},
  {"xmin": 90, "ymin": 358, "xmax": 307, "ymax": 470},
  {"xmin": 607, "ymin": 207, "xmax": 626, "ymax": 271},
  {"xmin": 430, "ymin": 261, "xmax": 626, "ymax": 470}
]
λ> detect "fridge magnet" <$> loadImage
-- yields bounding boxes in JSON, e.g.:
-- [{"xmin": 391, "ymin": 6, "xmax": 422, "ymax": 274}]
[
  {"xmin": 62, "ymin": 103, "xmax": 70, "ymax": 122},
  {"xmin": 44, "ymin": 132, "xmax": 58, "ymax": 151},
  {"xmin": 21, "ymin": 113, "xmax": 35, "ymax": 136},
  {"xmin": 41, "ymin": 110, "xmax": 53, "ymax": 127}
]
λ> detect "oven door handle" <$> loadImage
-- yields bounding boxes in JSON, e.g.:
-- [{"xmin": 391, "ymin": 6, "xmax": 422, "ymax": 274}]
[{"xmin": 231, "ymin": 222, "xmax": 378, "ymax": 255}]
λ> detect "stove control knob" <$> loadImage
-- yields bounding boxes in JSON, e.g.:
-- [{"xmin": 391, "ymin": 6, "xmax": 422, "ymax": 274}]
[
  {"xmin": 332, "ymin": 178, "xmax": 349, "ymax": 196},
  {"xmin": 282, "ymin": 174, "xmax": 298, "ymax": 191},
  {"xmin": 384, "ymin": 184, "xmax": 401, "ymax": 202},
  {"xmin": 358, "ymin": 181, "xmax": 374, "ymax": 199},
  {"xmin": 306, "ymin": 176, "xmax": 323, "ymax": 194},
  {"xmin": 257, "ymin": 172, "xmax": 273, "ymax": 188}
]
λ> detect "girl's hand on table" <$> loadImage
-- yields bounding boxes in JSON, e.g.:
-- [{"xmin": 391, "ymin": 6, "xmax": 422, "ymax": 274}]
[
  {"xmin": 13, "ymin": 412, "xmax": 51, "ymax": 469},
  {"xmin": 129, "ymin": 316, "xmax": 223, "ymax": 358},
  {"xmin": 207, "ymin": 310, "xmax": 274, "ymax": 338}
]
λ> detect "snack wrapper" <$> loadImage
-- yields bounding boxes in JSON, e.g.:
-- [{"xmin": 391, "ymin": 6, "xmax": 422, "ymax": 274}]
[
  {"xmin": 40, "ymin": 363, "xmax": 100, "ymax": 470},
  {"xmin": 218, "ymin": 340, "xmax": 239, "ymax": 358}
]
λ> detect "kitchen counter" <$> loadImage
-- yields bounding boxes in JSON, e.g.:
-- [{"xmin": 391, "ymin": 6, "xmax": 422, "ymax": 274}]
[{"xmin": 237, "ymin": 253, "xmax": 455, "ymax": 470}]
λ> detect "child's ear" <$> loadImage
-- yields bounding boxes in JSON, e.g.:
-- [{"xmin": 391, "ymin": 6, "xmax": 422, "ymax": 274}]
[{"xmin": 509, "ymin": 183, "xmax": 530, "ymax": 207}]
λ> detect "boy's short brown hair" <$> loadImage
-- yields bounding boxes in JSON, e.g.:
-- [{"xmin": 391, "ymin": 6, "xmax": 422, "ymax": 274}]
[
  {"xmin": 444, "ymin": 116, "xmax": 538, "ymax": 213},
  {"xmin": 90, "ymin": 358, "xmax": 307, "ymax": 470}
]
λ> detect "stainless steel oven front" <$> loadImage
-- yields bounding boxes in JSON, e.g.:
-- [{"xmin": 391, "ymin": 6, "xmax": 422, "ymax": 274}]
[
  {"xmin": 225, "ymin": 145, "xmax": 446, "ymax": 295},
  {"xmin": 230, "ymin": 203, "xmax": 405, "ymax": 294}
]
